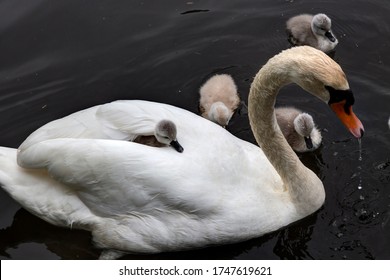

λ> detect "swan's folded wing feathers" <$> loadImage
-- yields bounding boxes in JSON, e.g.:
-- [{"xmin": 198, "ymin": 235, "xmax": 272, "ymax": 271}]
[
  {"xmin": 17, "ymin": 138, "xmax": 216, "ymax": 218},
  {"xmin": 96, "ymin": 100, "xmax": 176, "ymax": 140},
  {"xmin": 19, "ymin": 105, "xmax": 102, "ymax": 150}
]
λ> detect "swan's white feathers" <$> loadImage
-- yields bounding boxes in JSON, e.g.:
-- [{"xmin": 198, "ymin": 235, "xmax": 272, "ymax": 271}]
[
  {"xmin": 18, "ymin": 135, "xmax": 284, "ymax": 221},
  {"xmin": 96, "ymin": 101, "xmax": 160, "ymax": 140},
  {"xmin": 11, "ymin": 127, "xmax": 289, "ymax": 253},
  {"xmin": 0, "ymin": 147, "xmax": 95, "ymax": 229},
  {"xmin": 6, "ymin": 98, "xmax": 293, "ymax": 254}
]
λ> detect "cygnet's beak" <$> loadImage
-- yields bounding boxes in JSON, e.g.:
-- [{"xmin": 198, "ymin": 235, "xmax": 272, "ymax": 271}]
[
  {"xmin": 304, "ymin": 136, "xmax": 314, "ymax": 150},
  {"xmin": 325, "ymin": 31, "xmax": 336, "ymax": 42},
  {"xmin": 170, "ymin": 140, "xmax": 184, "ymax": 153},
  {"xmin": 330, "ymin": 101, "xmax": 365, "ymax": 139}
]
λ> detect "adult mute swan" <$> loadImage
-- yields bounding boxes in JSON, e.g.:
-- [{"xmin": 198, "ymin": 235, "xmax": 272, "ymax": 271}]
[
  {"xmin": 275, "ymin": 107, "xmax": 322, "ymax": 152},
  {"xmin": 0, "ymin": 46, "xmax": 364, "ymax": 259},
  {"xmin": 286, "ymin": 13, "xmax": 338, "ymax": 53},
  {"xmin": 199, "ymin": 74, "xmax": 240, "ymax": 127}
]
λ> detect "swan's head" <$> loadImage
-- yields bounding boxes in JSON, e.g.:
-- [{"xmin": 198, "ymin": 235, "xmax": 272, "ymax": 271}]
[
  {"xmin": 294, "ymin": 113, "xmax": 316, "ymax": 150},
  {"xmin": 208, "ymin": 101, "xmax": 232, "ymax": 127},
  {"xmin": 282, "ymin": 46, "xmax": 364, "ymax": 139},
  {"xmin": 311, "ymin": 13, "xmax": 337, "ymax": 43},
  {"xmin": 154, "ymin": 120, "xmax": 184, "ymax": 153}
]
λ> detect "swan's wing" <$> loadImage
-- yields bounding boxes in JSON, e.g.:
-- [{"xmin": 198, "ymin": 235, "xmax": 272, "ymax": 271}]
[
  {"xmin": 17, "ymin": 138, "xmax": 221, "ymax": 218},
  {"xmin": 96, "ymin": 100, "xmax": 229, "ymax": 150},
  {"xmin": 20, "ymin": 100, "xmax": 205, "ymax": 150},
  {"xmin": 19, "ymin": 105, "xmax": 103, "ymax": 150},
  {"xmin": 96, "ymin": 100, "xmax": 203, "ymax": 140}
]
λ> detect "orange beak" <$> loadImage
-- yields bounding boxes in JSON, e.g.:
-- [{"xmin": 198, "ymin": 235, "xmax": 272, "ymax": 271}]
[{"xmin": 330, "ymin": 101, "xmax": 365, "ymax": 139}]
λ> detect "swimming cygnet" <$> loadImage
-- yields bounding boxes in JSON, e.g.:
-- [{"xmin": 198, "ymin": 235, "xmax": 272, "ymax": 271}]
[
  {"xmin": 275, "ymin": 107, "xmax": 322, "ymax": 152},
  {"xmin": 133, "ymin": 120, "xmax": 184, "ymax": 153},
  {"xmin": 199, "ymin": 74, "xmax": 240, "ymax": 127},
  {"xmin": 286, "ymin": 13, "xmax": 338, "ymax": 53}
]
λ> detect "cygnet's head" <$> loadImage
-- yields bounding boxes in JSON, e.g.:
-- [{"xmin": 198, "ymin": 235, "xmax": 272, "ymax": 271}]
[
  {"xmin": 154, "ymin": 120, "xmax": 184, "ymax": 153},
  {"xmin": 293, "ymin": 113, "xmax": 316, "ymax": 149},
  {"xmin": 208, "ymin": 101, "xmax": 232, "ymax": 127},
  {"xmin": 312, "ymin": 13, "xmax": 337, "ymax": 43}
]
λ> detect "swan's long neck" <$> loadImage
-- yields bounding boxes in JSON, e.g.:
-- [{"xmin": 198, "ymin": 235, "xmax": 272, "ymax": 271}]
[{"xmin": 248, "ymin": 55, "xmax": 325, "ymax": 216}]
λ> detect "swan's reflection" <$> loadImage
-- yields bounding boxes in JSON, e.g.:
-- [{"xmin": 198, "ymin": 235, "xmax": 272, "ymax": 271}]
[
  {"xmin": 0, "ymin": 208, "xmax": 100, "ymax": 260},
  {"xmin": 273, "ymin": 213, "xmax": 317, "ymax": 259}
]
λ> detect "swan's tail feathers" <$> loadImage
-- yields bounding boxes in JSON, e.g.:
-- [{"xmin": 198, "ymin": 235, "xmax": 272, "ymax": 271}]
[
  {"xmin": 0, "ymin": 147, "xmax": 19, "ymax": 190},
  {"xmin": 0, "ymin": 146, "xmax": 96, "ymax": 230},
  {"xmin": 0, "ymin": 147, "xmax": 43, "ymax": 210}
]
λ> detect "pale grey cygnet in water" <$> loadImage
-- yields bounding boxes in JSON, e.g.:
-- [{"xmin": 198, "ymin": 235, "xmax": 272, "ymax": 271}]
[
  {"xmin": 286, "ymin": 13, "xmax": 338, "ymax": 53},
  {"xmin": 199, "ymin": 74, "xmax": 241, "ymax": 127},
  {"xmin": 275, "ymin": 107, "xmax": 322, "ymax": 152},
  {"xmin": 133, "ymin": 120, "xmax": 184, "ymax": 153}
]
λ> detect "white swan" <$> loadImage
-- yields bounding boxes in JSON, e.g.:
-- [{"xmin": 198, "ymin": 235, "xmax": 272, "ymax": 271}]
[
  {"xmin": 199, "ymin": 74, "xmax": 240, "ymax": 127},
  {"xmin": 133, "ymin": 120, "xmax": 183, "ymax": 153},
  {"xmin": 0, "ymin": 46, "xmax": 364, "ymax": 259},
  {"xmin": 275, "ymin": 107, "xmax": 322, "ymax": 152},
  {"xmin": 286, "ymin": 13, "xmax": 338, "ymax": 53}
]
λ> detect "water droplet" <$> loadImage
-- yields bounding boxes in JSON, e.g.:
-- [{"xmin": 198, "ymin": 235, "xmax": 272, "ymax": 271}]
[
  {"xmin": 358, "ymin": 185, "xmax": 362, "ymax": 190},
  {"xmin": 358, "ymin": 138, "xmax": 363, "ymax": 161}
]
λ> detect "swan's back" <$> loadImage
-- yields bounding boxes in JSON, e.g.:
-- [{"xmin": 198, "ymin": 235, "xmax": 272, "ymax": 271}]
[{"xmin": 19, "ymin": 101, "xmax": 184, "ymax": 150}]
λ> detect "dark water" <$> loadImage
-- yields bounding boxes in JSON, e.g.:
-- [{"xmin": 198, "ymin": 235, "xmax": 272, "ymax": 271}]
[{"xmin": 0, "ymin": 0, "xmax": 389, "ymax": 260}]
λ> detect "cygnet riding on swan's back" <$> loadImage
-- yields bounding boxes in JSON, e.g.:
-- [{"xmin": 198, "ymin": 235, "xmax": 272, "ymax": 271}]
[
  {"xmin": 286, "ymin": 13, "xmax": 338, "ymax": 53},
  {"xmin": 275, "ymin": 107, "xmax": 322, "ymax": 152},
  {"xmin": 199, "ymin": 74, "xmax": 240, "ymax": 127},
  {"xmin": 0, "ymin": 46, "xmax": 364, "ymax": 259},
  {"xmin": 133, "ymin": 120, "xmax": 183, "ymax": 153}
]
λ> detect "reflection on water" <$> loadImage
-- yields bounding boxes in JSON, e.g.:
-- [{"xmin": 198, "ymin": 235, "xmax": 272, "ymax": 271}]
[
  {"xmin": 0, "ymin": 209, "xmax": 99, "ymax": 260},
  {"xmin": 1, "ymin": 0, "xmax": 390, "ymax": 259}
]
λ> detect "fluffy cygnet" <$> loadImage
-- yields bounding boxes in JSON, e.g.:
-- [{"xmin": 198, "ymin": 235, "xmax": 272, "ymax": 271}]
[
  {"xmin": 286, "ymin": 13, "xmax": 338, "ymax": 53},
  {"xmin": 133, "ymin": 120, "xmax": 184, "ymax": 153},
  {"xmin": 199, "ymin": 74, "xmax": 240, "ymax": 127},
  {"xmin": 275, "ymin": 107, "xmax": 322, "ymax": 152}
]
